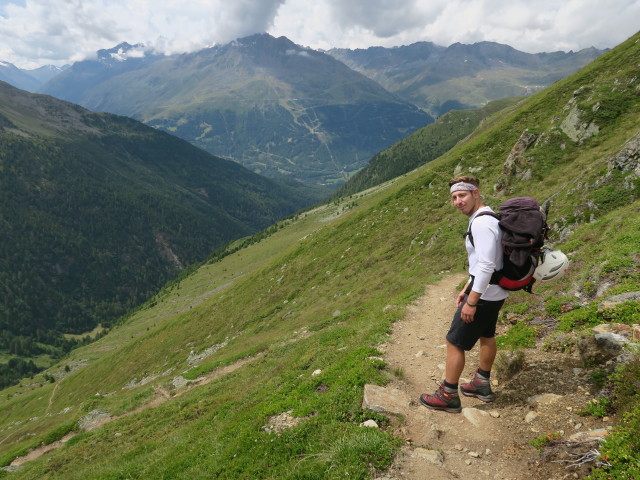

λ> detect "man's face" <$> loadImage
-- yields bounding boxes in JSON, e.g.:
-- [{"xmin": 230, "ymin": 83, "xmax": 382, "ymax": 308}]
[{"xmin": 451, "ymin": 189, "xmax": 479, "ymax": 216}]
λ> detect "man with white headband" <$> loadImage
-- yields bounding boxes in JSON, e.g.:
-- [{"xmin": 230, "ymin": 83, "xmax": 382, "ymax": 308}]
[{"xmin": 419, "ymin": 175, "xmax": 508, "ymax": 413}]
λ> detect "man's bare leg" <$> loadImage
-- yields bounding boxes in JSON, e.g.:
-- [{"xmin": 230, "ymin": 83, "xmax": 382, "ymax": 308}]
[
  {"xmin": 445, "ymin": 340, "xmax": 465, "ymax": 385},
  {"xmin": 478, "ymin": 336, "xmax": 497, "ymax": 372}
]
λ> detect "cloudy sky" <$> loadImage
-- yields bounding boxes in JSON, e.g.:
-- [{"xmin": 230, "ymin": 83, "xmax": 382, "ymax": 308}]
[{"xmin": 1, "ymin": 0, "xmax": 639, "ymax": 69}]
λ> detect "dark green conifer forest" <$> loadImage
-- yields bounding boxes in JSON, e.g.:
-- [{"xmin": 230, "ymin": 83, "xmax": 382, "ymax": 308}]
[{"xmin": 0, "ymin": 83, "xmax": 325, "ymax": 387}]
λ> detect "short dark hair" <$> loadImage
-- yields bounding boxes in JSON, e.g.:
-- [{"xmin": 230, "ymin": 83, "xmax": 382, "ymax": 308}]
[{"xmin": 448, "ymin": 175, "xmax": 479, "ymax": 188}]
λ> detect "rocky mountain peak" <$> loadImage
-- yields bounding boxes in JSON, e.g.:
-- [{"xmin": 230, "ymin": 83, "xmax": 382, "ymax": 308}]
[{"xmin": 97, "ymin": 42, "xmax": 147, "ymax": 63}]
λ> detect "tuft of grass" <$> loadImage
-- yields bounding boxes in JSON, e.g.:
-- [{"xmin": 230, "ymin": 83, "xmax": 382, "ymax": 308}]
[
  {"xmin": 590, "ymin": 369, "xmax": 609, "ymax": 388},
  {"xmin": 369, "ymin": 357, "xmax": 387, "ymax": 370},
  {"xmin": 497, "ymin": 323, "xmax": 537, "ymax": 349},
  {"xmin": 501, "ymin": 301, "xmax": 531, "ymax": 316},
  {"xmin": 541, "ymin": 332, "xmax": 579, "ymax": 353},
  {"xmin": 529, "ymin": 432, "xmax": 562, "ymax": 452},
  {"xmin": 544, "ymin": 296, "xmax": 575, "ymax": 318},
  {"xmin": 558, "ymin": 301, "xmax": 640, "ymax": 331},
  {"xmin": 578, "ymin": 398, "xmax": 613, "ymax": 418},
  {"xmin": 315, "ymin": 428, "xmax": 401, "ymax": 476},
  {"xmin": 609, "ymin": 358, "xmax": 640, "ymax": 416},
  {"xmin": 390, "ymin": 366, "xmax": 405, "ymax": 380},
  {"xmin": 41, "ymin": 421, "xmax": 77, "ymax": 445}
]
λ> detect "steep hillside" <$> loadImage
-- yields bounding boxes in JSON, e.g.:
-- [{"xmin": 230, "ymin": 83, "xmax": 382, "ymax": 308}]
[
  {"xmin": 335, "ymin": 97, "xmax": 522, "ymax": 197},
  {"xmin": 1, "ymin": 31, "xmax": 638, "ymax": 480},
  {"xmin": 39, "ymin": 35, "xmax": 432, "ymax": 185},
  {"xmin": 0, "ymin": 82, "xmax": 325, "ymax": 386},
  {"xmin": 328, "ymin": 41, "xmax": 604, "ymax": 117}
]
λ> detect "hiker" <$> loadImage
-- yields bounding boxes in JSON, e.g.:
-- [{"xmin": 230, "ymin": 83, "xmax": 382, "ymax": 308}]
[{"xmin": 419, "ymin": 175, "xmax": 508, "ymax": 413}]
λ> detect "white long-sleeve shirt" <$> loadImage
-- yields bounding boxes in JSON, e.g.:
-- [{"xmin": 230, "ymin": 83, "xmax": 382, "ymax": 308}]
[{"xmin": 466, "ymin": 207, "xmax": 509, "ymax": 301}]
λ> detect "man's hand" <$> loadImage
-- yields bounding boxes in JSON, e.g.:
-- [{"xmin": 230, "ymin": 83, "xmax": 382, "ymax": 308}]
[
  {"xmin": 461, "ymin": 303, "xmax": 477, "ymax": 323},
  {"xmin": 461, "ymin": 290, "xmax": 481, "ymax": 323}
]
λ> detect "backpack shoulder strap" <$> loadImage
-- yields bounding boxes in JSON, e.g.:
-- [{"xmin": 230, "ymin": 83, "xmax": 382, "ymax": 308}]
[{"xmin": 464, "ymin": 211, "xmax": 500, "ymax": 247}]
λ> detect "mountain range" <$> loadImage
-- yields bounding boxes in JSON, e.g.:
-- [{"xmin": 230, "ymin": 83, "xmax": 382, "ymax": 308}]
[
  {"xmin": 0, "ymin": 80, "xmax": 324, "ymax": 382},
  {"xmin": 2, "ymin": 34, "xmax": 599, "ymax": 187},
  {"xmin": 37, "ymin": 35, "xmax": 433, "ymax": 186},
  {"xmin": 328, "ymin": 41, "xmax": 605, "ymax": 116},
  {"xmin": 0, "ymin": 61, "xmax": 64, "ymax": 92}
]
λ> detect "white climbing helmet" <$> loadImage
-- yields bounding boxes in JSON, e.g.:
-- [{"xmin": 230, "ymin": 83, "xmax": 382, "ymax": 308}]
[{"xmin": 534, "ymin": 249, "xmax": 570, "ymax": 281}]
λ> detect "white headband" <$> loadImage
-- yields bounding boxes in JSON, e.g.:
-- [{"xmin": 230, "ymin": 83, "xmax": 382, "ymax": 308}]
[{"xmin": 450, "ymin": 182, "xmax": 478, "ymax": 193}]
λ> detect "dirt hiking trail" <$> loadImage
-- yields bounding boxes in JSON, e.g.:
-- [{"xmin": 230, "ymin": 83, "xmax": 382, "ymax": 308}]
[{"xmin": 376, "ymin": 274, "xmax": 609, "ymax": 480}]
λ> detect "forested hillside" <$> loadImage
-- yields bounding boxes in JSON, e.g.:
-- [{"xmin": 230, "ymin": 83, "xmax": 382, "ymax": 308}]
[
  {"xmin": 335, "ymin": 97, "xmax": 522, "ymax": 197},
  {"xmin": 0, "ymin": 82, "xmax": 325, "ymax": 387}
]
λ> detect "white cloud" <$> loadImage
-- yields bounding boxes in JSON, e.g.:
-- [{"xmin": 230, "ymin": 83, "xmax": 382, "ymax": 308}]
[
  {"xmin": 0, "ymin": 0, "xmax": 286, "ymax": 67},
  {"xmin": 0, "ymin": 0, "xmax": 638, "ymax": 68},
  {"xmin": 108, "ymin": 44, "xmax": 147, "ymax": 62},
  {"xmin": 273, "ymin": 0, "xmax": 640, "ymax": 55}
]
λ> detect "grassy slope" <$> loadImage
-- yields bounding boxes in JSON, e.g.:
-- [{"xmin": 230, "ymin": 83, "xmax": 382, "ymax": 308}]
[{"xmin": 1, "ymin": 32, "xmax": 639, "ymax": 479}]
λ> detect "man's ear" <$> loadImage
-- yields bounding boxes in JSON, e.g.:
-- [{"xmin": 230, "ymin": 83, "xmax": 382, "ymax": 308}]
[{"xmin": 472, "ymin": 189, "xmax": 480, "ymax": 199}]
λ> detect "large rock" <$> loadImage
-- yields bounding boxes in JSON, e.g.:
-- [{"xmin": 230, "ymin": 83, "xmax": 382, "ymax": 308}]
[
  {"xmin": 527, "ymin": 393, "xmax": 563, "ymax": 407},
  {"xmin": 579, "ymin": 331, "xmax": 634, "ymax": 366},
  {"xmin": 608, "ymin": 134, "xmax": 640, "ymax": 175},
  {"xmin": 503, "ymin": 131, "xmax": 538, "ymax": 176},
  {"xmin": 578, "ymin": 336, "xmax": 612, "ymax": 365},
  {"xmin": 561, "ymin": 104, "xmax": 599, "ymax": 143},
  {"xmin": 462, "ymin": 407, "xmax": 490, "ymax": 427},
  {"xmin": 560, "ymin": 87, "xmax": 600, "ymax": 143},
  {"xmin": 591, "ymin": 323, "xmax": 635, "ymax": 338},
  {"xmin": 412, "ymin": 447, "xmax": 444, "ymax": 466},
  {"xmin": 362, "ymin": 384, "xmax": 411, "ymax": 415},
  {"xmin": 78, "ymin": 409, "xmax": 111, "ymax": 431},
  {"xmin": 599, "ymin": 291, "xmax": 640, "ymax": 310},
  {"xmin": 595, "ymin": 332, "xmax": 631, "ymax": 355}
]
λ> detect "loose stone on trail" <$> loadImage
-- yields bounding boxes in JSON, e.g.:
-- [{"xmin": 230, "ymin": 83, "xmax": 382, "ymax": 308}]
[{"xmin": 362, "ymin": 384, "xmax": 411, "ymax": 415}]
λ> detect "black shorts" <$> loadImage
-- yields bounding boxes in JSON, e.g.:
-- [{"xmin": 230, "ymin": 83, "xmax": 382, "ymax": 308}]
[{"xmin": 445, "ymin": 295, "xmax": 505, "ymax": 351}]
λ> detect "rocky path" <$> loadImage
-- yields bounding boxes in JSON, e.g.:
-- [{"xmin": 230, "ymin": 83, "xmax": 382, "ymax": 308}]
[{"xmin": 372, "ymin": 274, "xmax": 610, "ymax": 480}]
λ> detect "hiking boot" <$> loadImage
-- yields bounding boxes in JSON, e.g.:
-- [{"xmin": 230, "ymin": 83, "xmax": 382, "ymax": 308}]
[
  {"xmin": 460, "ymin": 369, "xmax": 494, "ymax": 402},
  {"xmin": 419, "ymin": 384, "xmax": 461, "ymax": 413}
]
